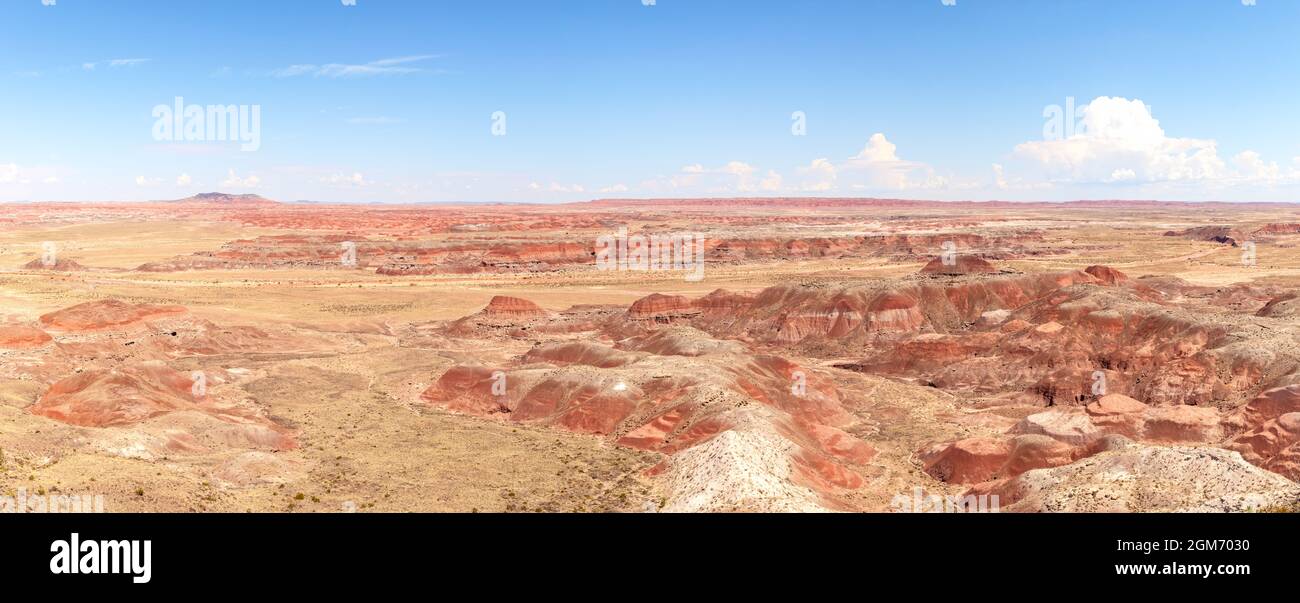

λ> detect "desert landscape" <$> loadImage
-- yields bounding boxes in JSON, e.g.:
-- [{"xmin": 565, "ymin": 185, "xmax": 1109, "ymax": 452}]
[{"xmin": 2, "ymin": 193, "xmax": 1299, "ymax": 513}]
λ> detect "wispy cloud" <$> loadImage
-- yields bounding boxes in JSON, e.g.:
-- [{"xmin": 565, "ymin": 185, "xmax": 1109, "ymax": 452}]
[
  {"xmin": 270, "ymin": 55, "xmax": 442, "ymax": 78},
  {"xmin": 346, "ymin": 116, "xmax": 405, "ymax": 125},
  {"xmin": 82, "ymin": 58, "xmax": 151, "ymax": 70}
]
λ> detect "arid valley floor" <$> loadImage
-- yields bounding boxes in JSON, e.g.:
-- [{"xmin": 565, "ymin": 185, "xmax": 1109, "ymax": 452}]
[{"xmin": 3, "ymin": 194, "xmax": 1300, "ymax": 513}]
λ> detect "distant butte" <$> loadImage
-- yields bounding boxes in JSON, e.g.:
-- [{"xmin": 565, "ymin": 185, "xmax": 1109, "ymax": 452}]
[{"xmin": 168, "ymin": 192, "xmax": 279, "ymax": 205}]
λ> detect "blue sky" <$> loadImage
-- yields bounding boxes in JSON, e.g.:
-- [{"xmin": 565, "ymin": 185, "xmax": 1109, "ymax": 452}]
[{"xmin": 1, "ymin": 0, "xmax": 1298, "ymax": 203}]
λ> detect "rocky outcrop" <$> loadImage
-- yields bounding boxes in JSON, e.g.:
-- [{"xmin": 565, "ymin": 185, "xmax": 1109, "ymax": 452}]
[
  {"xmin": 919, "ymin": 255, "xmax": 998, "ymax": 275},
  {"xmin": 0, "ymin": 325, "xmax": 53, "ymax": 349},
  {"xmin": 39, "ymin": 299, "xmax": 186, "ymax": 331}
]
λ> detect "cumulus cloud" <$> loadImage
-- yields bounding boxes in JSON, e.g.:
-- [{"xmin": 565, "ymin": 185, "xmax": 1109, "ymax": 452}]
[
  {"xmin": 548, "ymin": 182, "xmax": 584, "ymax": 193},
  {"xmin": 0, "ymin": 163, "xmax": 60, "ymax": 185},
  {"xmin": 1013, "ymin": 97, "xmax": 1187, "ymax": 181},
  {"xmin": 1008, "ymin": 96, "xmax": 1300, "ymax": 192},
  {"xmin": 221, "ymin": 169, "xmax": 261, "ymax": 188},
  {"xmin": 323, "ymin": 172, "xmax": 367, "ymax": 187},
  {"xmin": 668, "ymin": 161, "xmax": 775, "ymax": 192},
  {"xmin": 795, "ymin": 133, "xmax": 949, "ymax": 192},
  {"xmin": 176, "ymin": 173, "xmax": 193, "ymax": 186},
  {"xmin": 134, "ymin": 175, "xmax": 161, "ymax": 187},
  {"xmin": 796, "ymin": 158, "xmax": 837, "ymax": 191}
]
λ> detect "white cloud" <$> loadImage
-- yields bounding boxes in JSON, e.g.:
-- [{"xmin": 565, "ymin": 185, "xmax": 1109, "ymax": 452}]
[
  {"xmin": 1015, "ymin": 96, "xmax": 1224, "ymax": 182},
  {"xmin": 346, "ymin": 116, "xmax": 404, "ymax": 125},
  {"xmin": 83, "ymin": 58, "xmax": 150, "ymax": 70},
  {"xmin": 135, "ymin": 175, "xmax": 161, "ymax": 187},
  {"xmin": 221, "ymin": 169, "xmax": 261, "ymax": 188},
  {"xmin": 1110, "ymin": 168, "xmax": 1137, "ymax": 182},
  {"xmin": 1233, "ymin": 151, "xmax": 1281, "ymax": 182},
  {"xmin": 176, "ymin": 173, "xmax": 193, "ymax": 187},
  {"xmin": 669, "ymin": 161, "xmax": 769, "ymax": 192},
  {"xmin": 0, "ymin": 163, "xmax": 60, "ymax": 185},
  {"xmin": 271, "ymin": 55, "xmax": 441, "ymax": 78},
  {"xmin": 548, "ymin": 182, "xmax": 585, "ymax": 193},
  {"xmin": 797, "ymin": 158, "xmax": 837, "ymax": 191},
  {"xmin": 1011, "ymin": 96, "xmax": 1299, "ymax": 189},
  {"xmin": 792, "ymin": 133, "xmax": 948, "ymax": 192},
  {"xmin": 598, "ymin": 183, "xmax": 629, "ymax": 193},
  {"xmin": 323, "ymin": 172, "xmax": 367, "ymax": 187}
]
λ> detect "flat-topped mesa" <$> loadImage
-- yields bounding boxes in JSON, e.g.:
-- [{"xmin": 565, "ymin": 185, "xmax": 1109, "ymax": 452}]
[
  {"xmin": 479, "ymin": 295, "xmax": 551, "ymax": 320},
  {"xmin": 627, "ymin": 293, "xmax": 700, "ymax": 322},
  {"xmin": 918, "ymin": 255, "xmax": 998, "ymax": 276},
  {"xmin": 175, "ymin": 192, "xmax": 279, "ymax": 206},
  {"xmin": 38, "ymin": 299, "xmax": 187, "ymax": 331}
]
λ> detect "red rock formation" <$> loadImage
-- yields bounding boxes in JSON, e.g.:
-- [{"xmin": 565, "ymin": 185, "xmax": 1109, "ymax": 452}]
[
  {"xmin": 627, "ymin": 293, "xmax": 699, "ymax": 322},
  {"xmin": 480, "ymin": 295, "xmax": 549, "ymax": 319},
  {"xmin": 1257, "ymin": 294, "xmax": 1299, "ymax": 318},
  {"xmin": 1084, "ymin": 265, "xmax": 1128, "ymax": 284},
  {"xmin": 423, "ymin": 323, "xmax": 871, "ymax": 509},
  {"xmin": 29, "ymin": 364, "xmax": 292, "ymax": 450},
  {"xmin": 39, "ymin": 299, "xmax": 186, "ymax": 331},
  {"xmin": 0, "ymin": 325, "xmax": 53, "ymax": 348},
  {"xmin": 919, "ymin": 255, "xmax": 998, "ymax": 275},
  {"xmin": 21, "ymin": 258, "xmax": 87, "ymax": 271}
]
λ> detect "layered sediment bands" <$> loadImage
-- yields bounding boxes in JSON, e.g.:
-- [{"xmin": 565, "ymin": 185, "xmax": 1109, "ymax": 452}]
[
  {"xmin": 21, "ymin": 258, "xmax": 87, "ymax": 271},
  {"xmin": 600, "ymin": 266, "xmax": 1300, "ymax": 494},
  {"xmin": 423, "ymin": 321, "xmax": 874, "ymax": 511},
  {"xmin": 480, "ymin": 295, "xmax": 550, "ymax": 319},
  {"xmin": 0, "ymin": 324, "xmax": 53, "ymax": 349},
  {"xmin": 965, "ymin": 441, "xmax": 1300, "ymax": 512},
  {"xmin": 29, "ymin": 363, "xmax": 294, "ymax": 450},
  {"xmin": 40, "ymin": 299, "xmax": 187, "ymax": 331},
  {"xmin": 1083, "ymin": 264, "xmax": 1128, "ymax": 284},
  {"xmin": 627, "ymin": 294, "xmax": 700, "ymax": 322},
  {"xmin": 136, "ymin": 226, "xmax": 1045, "ymax": 274},
  {"xmin": 13, "ymin": 299, "xmax": 330, "ymax": 451},
  {"xmin": 918, "ymin": 255, "xmax": 999, "ymax": 275},
  {"xmin": 1164, "ymin": 222, "xmax": 1300, "ymax": 245},
  {"xmin": 647, "ymin": 269, "xmax": 1106, "ymax": 347}
]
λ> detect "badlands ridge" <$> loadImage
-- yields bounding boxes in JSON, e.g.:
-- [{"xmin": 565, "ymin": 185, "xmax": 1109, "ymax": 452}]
[{"xmin": 1, "ymin": 195, "xmax": 1299, "ymax": 512}]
